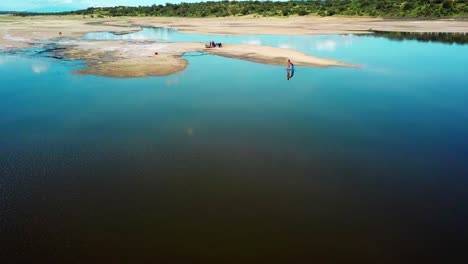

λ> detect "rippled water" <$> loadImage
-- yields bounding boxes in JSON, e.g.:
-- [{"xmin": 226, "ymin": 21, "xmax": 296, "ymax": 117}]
[{"xmin": 2, "ymin": 28, "xmax": 468, "ymax": 263}]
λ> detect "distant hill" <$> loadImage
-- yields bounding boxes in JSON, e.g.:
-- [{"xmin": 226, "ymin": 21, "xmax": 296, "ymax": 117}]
[{"xmin": 12, "ymin": 0, "xmax": 468, "ymax": 19}]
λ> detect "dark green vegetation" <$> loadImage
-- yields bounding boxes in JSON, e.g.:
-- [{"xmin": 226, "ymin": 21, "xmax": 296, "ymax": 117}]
[{"xmin": 13, "ymin": 0, "xmax": 468, "ymax": 18}]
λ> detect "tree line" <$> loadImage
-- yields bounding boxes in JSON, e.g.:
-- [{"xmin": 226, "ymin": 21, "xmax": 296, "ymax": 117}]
[{"xmin": 14, "ymin": 0, "xmax": 468, "ymax": 18}]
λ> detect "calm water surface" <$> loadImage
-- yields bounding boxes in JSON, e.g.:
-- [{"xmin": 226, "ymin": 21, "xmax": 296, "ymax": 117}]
[{"xmin": 2, "ymin": 29, "xmax": 468, "ymax": 263}]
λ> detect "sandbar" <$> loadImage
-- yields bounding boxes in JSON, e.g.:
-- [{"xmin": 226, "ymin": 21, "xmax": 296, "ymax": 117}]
[
  {"xmin": 2, "ymin": 15, "xmax": 468, "ymax": 77},
  {"xmin": 59, "ymin": 40, "xmax": 355, "ymax": 78}
]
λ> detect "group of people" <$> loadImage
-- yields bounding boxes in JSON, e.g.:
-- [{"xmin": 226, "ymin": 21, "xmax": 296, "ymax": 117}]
[{"xmin": 206, "ymin": 41, "xmax": 222, "ymax": 48}]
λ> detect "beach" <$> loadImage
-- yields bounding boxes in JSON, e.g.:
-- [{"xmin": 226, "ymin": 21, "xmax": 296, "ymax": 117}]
[{"xmin": 1, "ymin": 15, "xmax": 468, "ymax": 77}]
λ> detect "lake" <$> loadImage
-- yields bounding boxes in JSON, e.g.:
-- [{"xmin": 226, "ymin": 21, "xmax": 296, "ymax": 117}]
[{"xmin": 2, "ymin": 28, "xmax": 468, "ymax": 263}]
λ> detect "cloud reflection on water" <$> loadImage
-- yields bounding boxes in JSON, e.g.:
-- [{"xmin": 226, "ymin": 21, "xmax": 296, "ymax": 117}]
[
  {"xmin": 312, "ymin": 35, "xmax": 356, "ymax": 52},
  {"xmin": 165, "ymin": 75, "xmax": 180, "ymax": 87},
  {"xmin": 315, "ymin": 40, "xmax": 337, "ymax": 51},
  {"xmin": 278, "ymin": 43, "xmax": 292, "ymax": 49},
  {"xmin": 32, "ymin": 63, "xmax": 48, "ymax": 74},
  {"xmin": 242, "ymin": 39, "xmax": 261, "ymax": 46}
]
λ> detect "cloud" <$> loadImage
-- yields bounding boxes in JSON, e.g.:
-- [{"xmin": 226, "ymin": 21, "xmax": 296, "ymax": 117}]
[
  {"xmin": 315, "ymin": 40, "xmax": 337, "ymax": 51},
  {"xmin": 32, "ymin": 63, "xmax": 49, "ymax": 74}
]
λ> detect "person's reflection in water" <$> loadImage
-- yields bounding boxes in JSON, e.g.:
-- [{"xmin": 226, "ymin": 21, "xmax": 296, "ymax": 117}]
[
  {"xmin": 287, "ymin": 59, "xmax": 295, "ymax": 80},
  {"xmin": 287, "ymin": 68, "xmax": 295, "ymax": 80}
]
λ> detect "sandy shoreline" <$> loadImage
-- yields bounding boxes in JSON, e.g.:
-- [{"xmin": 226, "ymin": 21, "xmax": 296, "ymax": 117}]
[
  {"xmin": 1, "ymin": 15, "xmax": 468, "ymax": 77},
  {"xmin": 59, "ymin": 40, "xmax": 355, "ymax": 78},
  {"xmin": 130, "ymin": 16, "xmax": 468, "ymax": 35}
]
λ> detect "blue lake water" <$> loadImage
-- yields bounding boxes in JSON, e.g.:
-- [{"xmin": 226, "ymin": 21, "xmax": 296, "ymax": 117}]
[{"xmin": 2, "ymin": 28, "xmax": 468, "ymax": 262}]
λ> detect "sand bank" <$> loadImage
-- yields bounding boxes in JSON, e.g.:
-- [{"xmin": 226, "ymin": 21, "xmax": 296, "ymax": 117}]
[
  {"xmin": 205, "ymin": 44, "xmax": 354, "ymax": 68},
  {"xmin": 130, "ymin": 16, "xmax": 468, "ymax": 35},
  {"xmin": 0, "ymin": 15, "xmax": 141, "ymax": 49},
  {"xmin": 60, "ymin": 41, "xmax": 198, "ymax": 77},
  {"xmin": 2, "ymin": 15, "xmax": 467, "ymax": 77},
  {"xmin": 2, "ymin": 15, "xmax": 468, "ymax": 47},
  {"xmin": 59, "ymin": 40, "xmax": 355, "ymax": 78}
]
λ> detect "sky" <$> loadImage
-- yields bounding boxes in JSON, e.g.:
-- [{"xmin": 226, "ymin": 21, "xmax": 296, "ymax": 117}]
[{"xmin": 0, "ymin": 0, "xmax": 206, "ymax": 12}]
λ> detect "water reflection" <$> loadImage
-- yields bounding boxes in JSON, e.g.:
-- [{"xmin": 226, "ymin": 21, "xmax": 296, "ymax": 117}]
[
  {"xmin": 287, "ymin": 68, "xmax": 295, "ymax": 80},
  {"xmin": 315, "ymin": 39, "xmax": 337, "ymax": 51},
  {"xmin": 31, "ymin": 63, "xmax": 48, "ymax": 74},
  {"xmin": 287, "ymin": 59, "xmax": 295, "ymax": 80},
  {"xmin": 83, "ymin": 27, "xmax": 357, "ymax": 55},
  {"xmin": 84, "ymin": 27, "xmax": 175, "ymax": 41},
  {"xmin": 369, "ymin": 31, "xmax": 468, "ymax": 45},
  {"xmin": 3, "ymin": 30, "xmax": 468, "ymax": 263}
]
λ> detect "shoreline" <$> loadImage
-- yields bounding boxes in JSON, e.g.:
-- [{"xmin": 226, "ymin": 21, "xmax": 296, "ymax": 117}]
[
  {"xmin": 57, "ymin": 41, "xmax": 357, "ymax": 78},
  {"xmin": 1, "ymin": 16, "xmax": 468, "ymax": 77}
]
